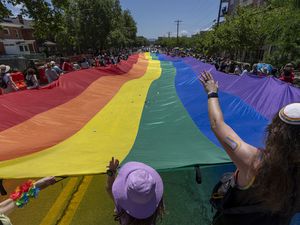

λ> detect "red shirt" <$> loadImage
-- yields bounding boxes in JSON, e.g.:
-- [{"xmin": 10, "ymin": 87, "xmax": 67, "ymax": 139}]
[
  {"xmin": 62, "ymin": 62, "xmax": 74, "ymax": 72},
  {"xmin": 279, "ymin": 72, "xmax": 295, "ymax": 84}
]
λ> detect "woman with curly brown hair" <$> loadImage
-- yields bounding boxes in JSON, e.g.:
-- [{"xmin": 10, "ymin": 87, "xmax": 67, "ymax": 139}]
[{"xmin": 200, "ymin": 71, "xmax": 300, "ymax": 225}]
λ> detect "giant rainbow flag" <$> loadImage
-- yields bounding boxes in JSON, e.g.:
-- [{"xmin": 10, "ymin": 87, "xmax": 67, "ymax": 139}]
[{"xmin": 0, "ymin": 52, "xmax": 299, "ymax": 224}]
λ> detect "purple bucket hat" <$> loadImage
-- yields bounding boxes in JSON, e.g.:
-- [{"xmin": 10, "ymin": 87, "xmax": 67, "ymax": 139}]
[{"xmin": 112, "ymin": 162, "xmax": 164, "ymax": 219}]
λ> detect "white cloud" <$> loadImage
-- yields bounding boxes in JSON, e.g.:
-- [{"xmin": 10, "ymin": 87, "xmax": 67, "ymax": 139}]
[
  {"xmin": 180, "ymin": 30, "xmax": 189, "ymax": 37},
  {"xmin": 193, "ymin": 29, "xmax": 201, "ymax": 35},
  {"xmin": 201, "ymin": 26, "xmax": 213, "ymax": 31}
]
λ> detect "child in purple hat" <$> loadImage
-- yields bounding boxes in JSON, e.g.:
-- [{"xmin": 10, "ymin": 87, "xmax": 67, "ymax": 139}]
[{"xmin": 106, "ymin": 157, "xmax": 164, "ymax": 225}]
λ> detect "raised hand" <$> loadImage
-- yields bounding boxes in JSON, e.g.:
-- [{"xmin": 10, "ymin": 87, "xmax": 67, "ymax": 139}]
[
  {"xmin": 199, "ymin": 71, "xmax": 218, "ymax": 94},
  {"xmin": 107, "ymin": 157, "xmax": 119, "ymax": 172}
]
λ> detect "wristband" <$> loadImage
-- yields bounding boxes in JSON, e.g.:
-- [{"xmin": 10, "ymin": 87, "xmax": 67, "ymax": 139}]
[
  {"xmin": 208, "ymin": 92, "xmax": 218, "ymax": 99},
  {"xmin": 106, "ymin": 169, "xmax": 116, "ymax": 177}
]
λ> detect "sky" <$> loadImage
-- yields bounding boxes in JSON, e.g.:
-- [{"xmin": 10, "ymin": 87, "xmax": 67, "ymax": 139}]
[
  {"xmin": 6, "ymin": 0, "xmax": 221, "ymax": 39},
  {"xmin": 119, "ymin": 0, "xmax": 220, "ymax": 38}
]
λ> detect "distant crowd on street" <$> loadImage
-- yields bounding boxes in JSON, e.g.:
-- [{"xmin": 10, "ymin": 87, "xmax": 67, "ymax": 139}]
[
  {"xmin": 0, "ymin": 49, "xmax": 133, "ymax": 95},
  {"xmin": 164, "ymin": 48, "xmax": 299, "ymax": 86},
  {"xmin": 1, "ymin": 46, "xmax": 299, "ymax": 96}
]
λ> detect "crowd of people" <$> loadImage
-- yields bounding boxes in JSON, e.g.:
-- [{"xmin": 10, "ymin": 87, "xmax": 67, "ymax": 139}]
[
  {"xmin": 164, "ymin": 48, "xmax": 299, "ymax": 86},
  {"xmin": 197, "ymin": 56, "xmax": 297, "ymax": 84},
  {"xmin": 1, "ymin": 48, "xmax": 298, "ymax": 96},
  {"xmin": 0, "ymin": 49, "xmax": 132, "ymax": 95}
]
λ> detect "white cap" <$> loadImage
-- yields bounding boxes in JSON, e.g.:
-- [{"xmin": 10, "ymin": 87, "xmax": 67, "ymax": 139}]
[
  {"xmin": 0, "ymin": 65, "xmax": 10, "ymax": 73},
  {"xmin": 279, "ymin": 103, "xmax": 300, "ymax": 125}
]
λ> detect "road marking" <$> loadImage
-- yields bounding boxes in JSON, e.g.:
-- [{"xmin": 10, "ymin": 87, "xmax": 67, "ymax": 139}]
[
  {"xmin": 57, "ymin": 176, "xmax": 93, "ymax": 225},
  {"xmin": 39, "ymin": 177, "xmax": 79, "ymax": 225}
]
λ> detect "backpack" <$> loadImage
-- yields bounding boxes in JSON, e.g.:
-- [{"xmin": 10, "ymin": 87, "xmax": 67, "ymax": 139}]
[
  {"xmin": 210, "ymin": 172, "xmax": 236, "ymax": 212},
  {"xmin": 210, "ymin": 172, "xmax": 266, "ymax": 215}
]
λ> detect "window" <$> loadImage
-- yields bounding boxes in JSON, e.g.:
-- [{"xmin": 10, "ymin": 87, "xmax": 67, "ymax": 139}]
[
  {"xmin": 24, "ymin": 45, "xmax": 28, "ymax": 51},
  {"xmin": 14, "ymin": 29, "xmax": 19, "ymax": 38},
  {"xmin": 19, "ymin": 46, "xmax": 24, "ymax": 52},
  {"xmin": 3, "ymin": 28, "xmax": 9, "ymax": 35}
]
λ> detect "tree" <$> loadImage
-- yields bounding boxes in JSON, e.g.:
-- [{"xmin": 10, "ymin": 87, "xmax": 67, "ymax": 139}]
[
  {"xmin": 263, "ymin": 0, "xmax": 300, "ymax": 65},
  {"xmin": 1, "ymin": 0, "xmax": 68, "ymax": 39},
  {"xmin": 1, "ymin": 0, "xmax": 138, "ymax": 53},
  {"xmin": 122, "ymin": 10, "xmax": 137, "ymax": 47},
  {"xmin": 135, "ymin": 36, "xmax": 149, "ymax": 47},
  {"xmin": 191, "ymin": 1, "xmax": 300, "ymax": 66},
  {"xmin": 107, "ymin": 0, "xmax": 125, "ymax": 48},
  {"xmin": 107, "ymin": 6, "xmax": 137, "ymax": 48},
  {"xmin": 0, "ymin": 2, "xmax": 12, "ymax": 20}
]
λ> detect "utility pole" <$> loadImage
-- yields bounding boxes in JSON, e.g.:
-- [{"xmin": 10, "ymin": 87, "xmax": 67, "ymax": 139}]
[
  {"xmin": 174, "ymin": 20, "xmax": 182, "ymax": 46},
  {"xmin": 217, "ymin": 0, "xmax": 222, "ymax": 27}
]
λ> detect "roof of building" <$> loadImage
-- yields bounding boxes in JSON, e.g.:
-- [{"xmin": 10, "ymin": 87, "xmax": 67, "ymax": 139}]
[{"xmin": 0, "ymin": 17, "xmax": 33, "ymax": 29}]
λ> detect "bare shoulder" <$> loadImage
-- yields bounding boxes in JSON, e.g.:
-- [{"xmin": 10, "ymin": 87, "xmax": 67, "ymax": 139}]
[
  {"xmin": 239, "ymin": 142, "xmax": 262, "ymax": 170},
  {"xmin": 237, "ymin": 144, "xmax": 262, "ymax": 187}
]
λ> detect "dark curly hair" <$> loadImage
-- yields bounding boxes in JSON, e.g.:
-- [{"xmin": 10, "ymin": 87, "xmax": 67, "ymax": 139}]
[
  {"xmin": 27, "ymin": 68, "xmax": 35, "ymax": 75},
  {"xmin": 114, "ymin": 199, "xmax": 165, "ymax": 225},
  {"xmin": 254, "ymin": 113, "xmax": 300, "ymax": 215}
]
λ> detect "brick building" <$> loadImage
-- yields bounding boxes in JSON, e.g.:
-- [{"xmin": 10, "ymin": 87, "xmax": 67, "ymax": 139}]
[
  {"xmin": 0, "ymin": 15, "xmax": 38, "ymax": 55},
  {"xmin": 228, "ymin": 0, "xmax": 266, "ymax": 14}
]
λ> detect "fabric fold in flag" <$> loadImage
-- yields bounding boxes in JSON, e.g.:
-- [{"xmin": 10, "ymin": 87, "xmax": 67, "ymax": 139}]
[{"xmin": 0, "ymin": 53, "xmax": 299, "ymax": 179}]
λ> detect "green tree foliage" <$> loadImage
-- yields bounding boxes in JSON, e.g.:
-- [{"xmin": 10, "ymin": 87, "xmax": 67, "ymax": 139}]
[
  {"xmin": 64, "ymin": 0, "xmax": 138, "ymax": 51},
  {"xmin": 135, "ymin": 36, "xmax": 150, "ymax": 47},
  {"xmin": 195, "ymin": 1, "xmax": 300, "ymax": 66},
  {"xmin": 122, "ymin": 10, "xmax": 137, "ymax": 46},
  {"xmin": 70, "ymin": 0, "xmax": 116, "ymax": 51},
  {"xmin": 1, "ymin": 0, "xmax": 138, "ymax": 53},
  {"xmin": 1, "ymin": 0, "xmax": 67, "ymax": 39},
  {"xmin": 107, "ymin": 7, "xmax": 137, "ymax": 48},
  {"xmin": 155, "ymin": 36, "xmax": 193, "ymax": 48},
  {"xmin": 0, "ymin": 2, "xmax": 12, "ymax": 20},
  {"xmin": 106, "ymin": 0, "xmax": 126, "ymax": 48},
  {"xmin": 263, "ymin": 0, "xmax": 300, "ymax": 65}
]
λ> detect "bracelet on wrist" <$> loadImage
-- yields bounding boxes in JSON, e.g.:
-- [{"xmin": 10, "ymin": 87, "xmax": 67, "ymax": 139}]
[
  {"xmin": 10, "ymin": 180, "xmax": 40, "ymax": 208},
  {"xmin": 106, "ymin": 169, "xmax": 116, "ymax": 177},
  {"xmin": 208, "ymin": 92, "xmax": 218, "ymax": 99}
]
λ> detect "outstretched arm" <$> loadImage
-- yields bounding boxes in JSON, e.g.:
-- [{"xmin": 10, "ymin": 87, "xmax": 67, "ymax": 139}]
[
  {"xmin": 0, "ymin": 176, "xmax": 56, "ymax": 215},
  {"xmin": 7, "ymin": 76, "xmax": 19, "ymax": 91},
  {"xmin": 105, "ymin": 157, "xmax": 119, "ymax": 200},
  {"xmin": 199, "ymin": 72, "xmax": 259, "ymax": 181},
  {"xmin": 0, "ymin": 199, "xmax": 15, "ymax": 215}
]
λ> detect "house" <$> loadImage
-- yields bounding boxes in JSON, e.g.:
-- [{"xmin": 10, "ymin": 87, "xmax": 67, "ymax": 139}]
[
  {"xmin": 228, "ymin": 0, "xmax": 266, "ymax": 15},
  {"xmin": 0, "ymin": 15, "xmax": 38, "ymax": 55}
]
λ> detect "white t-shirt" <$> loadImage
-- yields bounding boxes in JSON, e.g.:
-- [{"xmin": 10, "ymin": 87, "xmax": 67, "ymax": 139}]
[
  {"xmin": 241, "ymin": 69, "xmax": 250, "ymax": 76},
  {"xmin": 45, "ymin": 68, "xmax": 59, "ymax": 83}
]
